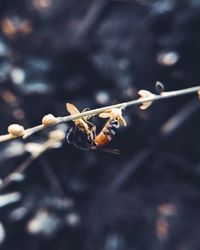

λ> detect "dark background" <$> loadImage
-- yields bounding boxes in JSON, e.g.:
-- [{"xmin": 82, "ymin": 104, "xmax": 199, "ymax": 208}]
[{"xmin": 0, "ymin": 0, "xmax": 200, "ymax": 249}]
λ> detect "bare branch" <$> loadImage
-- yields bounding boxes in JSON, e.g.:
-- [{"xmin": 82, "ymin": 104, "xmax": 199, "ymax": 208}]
[{"xmin": 0, "ymin": 85, "xmax": 199, "ymax": 143}]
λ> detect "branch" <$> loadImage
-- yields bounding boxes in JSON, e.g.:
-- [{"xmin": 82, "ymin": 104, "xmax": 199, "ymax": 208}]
[{"xmin": 0, "ymin": 85, "xmax": 200, "ymax": 142}]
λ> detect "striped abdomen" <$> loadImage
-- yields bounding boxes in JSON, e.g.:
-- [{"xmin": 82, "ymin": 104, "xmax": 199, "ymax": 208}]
[{"xmin": 94, "ymin": 119, "xmax": 119, "ymax": 147}]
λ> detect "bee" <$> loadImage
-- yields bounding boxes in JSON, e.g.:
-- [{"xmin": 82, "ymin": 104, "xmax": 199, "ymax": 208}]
[
  {"xmin": 66, "ymin": 103, "xmax": 96, "ymax": 151},
  {"xmin": 93, "ymin": 108, "xmax": 127, "ymax": 148},
  {"xmin": 66, "ymin": 103, "xmax": 127, "ymax": 154}
]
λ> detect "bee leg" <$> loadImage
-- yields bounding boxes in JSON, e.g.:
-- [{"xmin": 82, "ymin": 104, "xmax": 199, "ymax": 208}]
[
  {"xmin": 81, "ymin": 108, "xmax": 93, "ymax": 121},
  {"xmin": 91, "ymin": 147, "xmax": 121, "ymax": 154},
  {"xmin": 119, "ymin": 115, "xmax": 127, "ymax": 127},
  {"xmin": 66, "ymin": 125, "xmax": 77, "ymax": 144},
  {"xmin": 87, "ymin": 120, "xmax": 96, "ymax": 131}
]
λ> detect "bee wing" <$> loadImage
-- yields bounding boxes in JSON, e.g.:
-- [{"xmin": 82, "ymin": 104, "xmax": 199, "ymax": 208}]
[
  {"xmin": 66, "ymin": 103, "xmax": 81, "ymax": 115},
  {"xmin": 99, "ymin": 112, "xmax": 111, "ymax": 119},
  {"xmin": 92, "ymin": 147, "xmax": 121, "ymax": 154},
  {"xmin": 66, "ymin": 103, "xmax": 91, "ymax": 132}
]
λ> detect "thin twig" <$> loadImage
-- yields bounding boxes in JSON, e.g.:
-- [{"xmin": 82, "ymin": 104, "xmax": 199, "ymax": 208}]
[
  {"xmin": 160, "ymin": 99, "xmax": 200, "ymax": 137},
  {"xmin": 73, "ymin": 0, "xmax": 110, "ymax": 43},
  {"xmin": 40, "ymin": 157, "xmax": 64, "ymax": 196},
  {"xmin": 0, "ymin": 85, "xmax": 200, "ymax": 142},
  {"xmin": 0, "ymin": 131, "xmax": 65, "ymax": 191},
  {"xmin": 0, "ymin": 155, "xmax": 34, "ymax": 191}
]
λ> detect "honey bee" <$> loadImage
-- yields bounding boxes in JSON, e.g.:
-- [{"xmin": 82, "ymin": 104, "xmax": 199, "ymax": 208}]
[
  {"xmin": 66, "ymin": 103, "xmax": 127, "ymax": 154},
  {"xmin": 66, "ymin": 103, "xmax": 96, "ymax": 151},
  {"xmin": 93, "ymin": 108, "xmax": 127, "ymax": 148}
]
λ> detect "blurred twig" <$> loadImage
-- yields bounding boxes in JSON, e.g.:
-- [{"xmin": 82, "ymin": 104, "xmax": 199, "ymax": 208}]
[
  {"xmin": 73, "ymin": 0, "xmax": 110, "ymax": 44},
  {"xmin": 160, "ymin": 99, "xmax": 200, "ymax": 137},
  {"xmin": 0, "ymin": 130, "xmax": 65, "ymax": 191},
  {"xmin": 40, "ymin": 157, "xmax": 64, "ymax": 196}
]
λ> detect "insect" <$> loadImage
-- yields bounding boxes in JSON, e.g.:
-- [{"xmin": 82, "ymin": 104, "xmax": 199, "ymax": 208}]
[
  {"xmin": 66, "ymin": 103, "xmax": 127, "ymax": 154},
  {"xmin": 93, "ymin": 108, "xmax": 127, "ymax": 148},
  {"xmin": 66, "ymin": 103, "xmax": 96, "ymax": 151}
]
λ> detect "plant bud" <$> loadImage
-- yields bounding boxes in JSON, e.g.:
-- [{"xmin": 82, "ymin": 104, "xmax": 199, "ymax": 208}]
[
  {"xmin": 42, "ymin": 114, "xmax": 57, "ymax": 126},
  {"xmin": 138, "ymin": 90, "xmax": 155, "ymax": 110},
  {"xmin": 8, "ymin": 124, "xmax": 25, "ymax": 136},
  {"xmin": 155, "ymin": 81, "xmax": 165, "ymax": 94}
]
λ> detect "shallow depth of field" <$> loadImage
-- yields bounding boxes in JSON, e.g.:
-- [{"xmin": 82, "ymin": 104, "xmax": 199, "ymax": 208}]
[{"xmin": 0, "ymin": 1, "xmax": 200, "ymax": 250}]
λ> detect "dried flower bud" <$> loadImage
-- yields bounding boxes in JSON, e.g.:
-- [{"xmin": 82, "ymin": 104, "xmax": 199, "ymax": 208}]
[
  {"xmin": 8, "ymin": 124, "xmax": 25, "ymax": 136},
  {"xmin": 138, "ymin": 90, "xmax": 155, "ymax": 110},
  {"xmin": 42, "ymin": 114, "xmax": 57, "ymax": 126},
  {"xmin": 48, "ymin": 129, "xmax": 65, "ymax": 141},
  {"xmin": 155, "ymin": 81, "xmax": 165, "ymax": 94}
]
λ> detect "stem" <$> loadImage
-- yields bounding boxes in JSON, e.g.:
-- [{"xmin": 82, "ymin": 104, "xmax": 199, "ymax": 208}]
[
  {"xmin": 0, "ymin": 156, "xmax": 34, "ymax": 191},
  {"xmin": 0, "ymin": 138, "xmax": 57, "ymax": 191},
  {"xmin": 0, "ymin": 85, "xmax": 199, "ymax": 142},
  {"xmin": 55, "ymin": 86, "xmax": 200, "ymax": 122}
]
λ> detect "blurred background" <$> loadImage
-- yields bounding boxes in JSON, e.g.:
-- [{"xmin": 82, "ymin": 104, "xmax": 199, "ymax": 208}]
[{"xmin": 0, "ymin": 0, "xmax": 200, "ymax": 249}]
